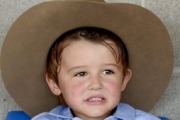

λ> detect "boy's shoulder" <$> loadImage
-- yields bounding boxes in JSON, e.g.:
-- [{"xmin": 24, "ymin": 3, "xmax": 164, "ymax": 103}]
[
  {"xmin": 135, "ymin": 109, "xmax": 160, "ymax": 120},
  {"xmin": 31, "ymin": 105, "xmax": 73, "ymax": 120},
  {"xmin": 114, "ymin": 103, "xmax": 160, "ymax": 120},
  {"xmin": 31, "ymin": 112, "xmax": 51, "ymax": 120}
]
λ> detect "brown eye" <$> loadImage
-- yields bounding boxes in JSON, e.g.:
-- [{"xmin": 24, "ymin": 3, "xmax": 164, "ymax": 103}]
[
  {"xmin": 102, "ymin": 70, "xmax": 114, "ymax": 75},
  {"xmin": 74, "ymin": 72, "xmax": 87, "ymax": 77}
]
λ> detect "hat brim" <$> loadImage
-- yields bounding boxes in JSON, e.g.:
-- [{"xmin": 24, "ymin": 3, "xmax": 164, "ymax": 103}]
[{"xmin": 1, "ymin": 1, "xmax": 173, "ymax": 116}]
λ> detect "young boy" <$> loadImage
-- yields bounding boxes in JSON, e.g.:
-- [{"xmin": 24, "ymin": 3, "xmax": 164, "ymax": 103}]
[
  {"xmin": 32, "ymin": 27, "xmax": 160, "ymax": 120},
  {"xmin": 1, "ymin": 1, "xmax": 173, "ymax": 120}
]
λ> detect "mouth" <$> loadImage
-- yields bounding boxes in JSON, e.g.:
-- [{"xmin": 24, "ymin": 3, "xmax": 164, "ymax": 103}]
[{"xmin": 85, "ymin": 95, "xmax": 106, "ymax": 105}]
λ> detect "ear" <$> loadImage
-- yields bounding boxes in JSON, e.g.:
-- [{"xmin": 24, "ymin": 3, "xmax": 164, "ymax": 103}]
[
  {"xmin": 46, "ymin": 74, "xmax": 61, "ymax": 96},
  {"xmin": 121, "ymin": 69, "xmax": 132, "ymax": 91}
]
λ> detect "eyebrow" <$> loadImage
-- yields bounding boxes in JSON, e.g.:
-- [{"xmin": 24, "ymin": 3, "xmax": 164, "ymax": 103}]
[
  {"xmin": 67, "ymin": 63, "xmax": 120, "ymax": 72},
  {"xmin": 67, "ymin": 65, "xmax": 87, "ymax": 73},
  {"xmin": 103, "ymin": 63, "xmax": 121, "ymax": 69}
]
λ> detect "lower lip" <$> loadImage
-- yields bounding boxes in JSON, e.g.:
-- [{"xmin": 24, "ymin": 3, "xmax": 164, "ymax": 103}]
[{"xmin": 85, "ymin": 99, "xmax": 106, "ymax": 105}]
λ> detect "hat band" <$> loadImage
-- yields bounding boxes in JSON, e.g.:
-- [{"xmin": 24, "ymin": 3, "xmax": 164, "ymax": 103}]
[{"xmin": 63, "ymin": 0, "xmax": 105, "ymax": 3}]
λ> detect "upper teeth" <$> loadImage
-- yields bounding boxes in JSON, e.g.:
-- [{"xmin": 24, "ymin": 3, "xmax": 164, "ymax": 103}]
[{"xmin": 88, "ymin": 97, "xmax": 103, "ymax": 101}]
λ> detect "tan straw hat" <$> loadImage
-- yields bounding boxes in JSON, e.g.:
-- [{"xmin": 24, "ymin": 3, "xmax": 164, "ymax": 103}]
[{"xmin": 0, "ymin": 0, "xmax": 173, "ymax": 116}]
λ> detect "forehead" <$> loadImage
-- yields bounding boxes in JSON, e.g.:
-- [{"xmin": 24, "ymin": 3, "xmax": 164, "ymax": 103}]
[
  {"xmin": 57, "ymin": 39, "xmax": 124, "ymax": 73},
  {"xmin": 61, "ymin": 39, "xmax": 117, "ymax": 58},
  {"xmin": 63, "ymin": 39, "xmax": 112, "ymax": 52},
  {"xmin": 62, "ymin": 38, "xmax": 118, "ymax": 53},
  {"xmin": 58, "ymin": 38, "xmax": 121, "ymax": 64},
  {"xmin": 59, "ymin": 38, "xmax": 119, "ymax": 51}
]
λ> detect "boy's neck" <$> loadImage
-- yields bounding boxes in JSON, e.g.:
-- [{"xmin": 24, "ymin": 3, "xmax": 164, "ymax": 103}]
[{"xmin": 71, "ymin": 108, "xmax": 116, "ymax": 120}]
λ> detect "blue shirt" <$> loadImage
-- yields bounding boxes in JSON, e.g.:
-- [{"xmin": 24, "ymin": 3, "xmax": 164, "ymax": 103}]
[{"xmin": 31, "ymin": 103, "xmax": 160, "ymax": 120}]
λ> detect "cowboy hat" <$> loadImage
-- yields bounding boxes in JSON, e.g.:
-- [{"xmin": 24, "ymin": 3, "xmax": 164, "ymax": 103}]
[{"xmin": 0, "ymin": 0, "xmax": 173, "ymax": 116}]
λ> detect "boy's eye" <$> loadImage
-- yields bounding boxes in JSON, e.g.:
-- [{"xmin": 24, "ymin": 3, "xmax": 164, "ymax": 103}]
[
  {"xmin": 102, "ymin": 70, "xmax": 114, "ymax": 75},
  {"xmin": 74, "ymin": 72, "xmax": 87, "ymax": 77}
]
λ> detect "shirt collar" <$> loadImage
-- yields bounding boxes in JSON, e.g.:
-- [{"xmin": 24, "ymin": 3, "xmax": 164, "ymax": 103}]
[
  {"xmin": 49, "ymin": 105, "xmax": 73, "ymax": 118},
  {"xmin": 113, "ymin": 103, "xmax": 136, "ymax": 120},
  {"xmin": 49, "ymin": 103, "xmax": 135, "ymax": 120}
]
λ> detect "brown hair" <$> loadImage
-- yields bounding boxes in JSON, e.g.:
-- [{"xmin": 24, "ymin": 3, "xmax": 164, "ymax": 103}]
[{"xmin": 46, "ymin": 27, "xmax": 129, "ymax": 83}]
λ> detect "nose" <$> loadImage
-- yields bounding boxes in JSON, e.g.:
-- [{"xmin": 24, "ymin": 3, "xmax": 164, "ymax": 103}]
[{"xmin": 88, "ymin": 74, "xmax": 103, "ymax": 90}]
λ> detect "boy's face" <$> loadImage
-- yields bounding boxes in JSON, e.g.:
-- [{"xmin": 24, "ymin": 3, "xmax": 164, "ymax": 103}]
[{"xmin": 47, "ymin": 39, "xmax": 132, "ymax": 120}]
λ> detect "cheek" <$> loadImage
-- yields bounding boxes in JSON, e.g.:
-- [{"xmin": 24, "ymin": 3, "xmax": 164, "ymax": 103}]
[
  {"xmin": 71, "ymin": 82, "xmax": 86, "ymax": 97},
  {"xmin": 60, "ymin": 81, "xmax": 86, "ymax": 101},
  {"xmin": 104, "ymin": 78, "xmax": 122, "ymax": 97}
]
